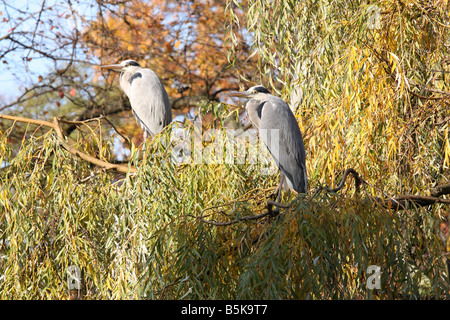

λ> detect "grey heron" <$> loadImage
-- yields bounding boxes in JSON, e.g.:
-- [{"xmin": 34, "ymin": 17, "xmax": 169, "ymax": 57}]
[
  {"xmin": 100, "ymin": 59, "xmax": 172, "ymax": 139},
  {"xmin": 227, "ymin": 85, "xmax": 308, "ymax": 199}
]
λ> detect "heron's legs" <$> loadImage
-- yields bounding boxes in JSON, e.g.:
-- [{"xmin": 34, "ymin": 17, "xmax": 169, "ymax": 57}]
[
  {"xmin": 276, "ymin": 174, "xmax": 286, "ymax": 203},
  {"xmin": 267, "ymin": 174, "xmax": 292, "ymax": 216},
  {"xmin": 286, "ymin": 188, "xmax": 291, "ymax": 201}
]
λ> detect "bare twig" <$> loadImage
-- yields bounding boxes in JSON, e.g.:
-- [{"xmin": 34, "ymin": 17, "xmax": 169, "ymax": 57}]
[
  {"xmin": 199, "ymin": 207, "xmax": 275, "ymax": 226},
  {"xmin": 199, "ymin": 195, "xmax": 296, "ymax": 226},
  {"xmin": 0, "ymin": 114, "xmax": 137, "ymax": 174},
  {"xmin": 59, "ymin": 115, "xmax": 132, "ymax": 147}
]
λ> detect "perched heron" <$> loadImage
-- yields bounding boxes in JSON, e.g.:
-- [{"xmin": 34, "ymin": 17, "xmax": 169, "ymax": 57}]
[
  {"xmin": 100, "ymin": 59, "xmax": 172, "ymax": 139},
  {"xmin": 227, "ymin": 85, "xmax": 308, "ymax": 199}
]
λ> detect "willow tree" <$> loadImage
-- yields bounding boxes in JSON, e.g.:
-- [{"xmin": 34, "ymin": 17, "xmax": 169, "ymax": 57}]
[
  {"xmin": 225, "ymin": 0, "xmax": 450, "ymax": 297},
  {"xmin": 227, "ymin": 0, "xmax": 449, "ymax": 191},
  {"xmin": 0, "ymin": 0, "xmax": 449, "ymax": 300}
]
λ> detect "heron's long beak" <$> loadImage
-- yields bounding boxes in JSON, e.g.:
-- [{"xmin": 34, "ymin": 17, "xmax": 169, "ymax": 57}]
[
  {"xmin": 226, "ymin": 91, "xmax": 252, "ymax": 98},
  {"xmin": 224, "ymin": 91, "xmax": 250, "ymax": 110},
  {"xmin": 99, "ymin": 64, "xmax": 124, "ymax": 71}
]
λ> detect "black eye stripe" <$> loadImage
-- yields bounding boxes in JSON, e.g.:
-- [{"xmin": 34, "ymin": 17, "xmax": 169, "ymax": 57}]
[
  {"xmin": 249, "ymin": 85, "xmax": 270, "ymax": 94},
  {"xmin": 253, "ymin": 86, "xmax": 270, "ymax": 94},
  {"xmin": 125, "ymin": 61, "xmax": 141, "ymax": 67}
]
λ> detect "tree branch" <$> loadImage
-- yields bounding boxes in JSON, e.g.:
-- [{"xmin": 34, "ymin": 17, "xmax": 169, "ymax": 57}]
[
  {"xmin": 199, "ymin": 167, "xmax": 450, "ymax": 227},
  {"xmin": 0, "ymin": 114, "xmax": 136, "ymax": 174},
  {"xmin": 431, "ymin": 184, "xmax": 450, "ymax": 198},
  {"xmin": 198, "ymin": 197, "xmax": 292, "ymax": 226}
]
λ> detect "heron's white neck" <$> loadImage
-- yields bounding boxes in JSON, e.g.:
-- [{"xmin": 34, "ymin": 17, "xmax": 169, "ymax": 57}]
[
  {"xmin": 119, "ymin": 66, "xmax": 142, "ymax": 97},
  {"xmin": 251, "ymin": 93, "xmax": 272, "ymax": 103}
]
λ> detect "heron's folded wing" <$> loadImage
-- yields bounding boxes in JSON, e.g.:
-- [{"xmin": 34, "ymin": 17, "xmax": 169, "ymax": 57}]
[
  {"xmin": 128, "ymin": 69, "xmax": 172, "ymax": 135},
  {"xmin": 259, "ymin": 98, "xmax": 307, "ymax": 193}
]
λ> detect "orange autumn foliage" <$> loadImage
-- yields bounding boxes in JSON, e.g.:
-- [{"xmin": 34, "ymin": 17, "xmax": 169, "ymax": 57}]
[{"xmin": 85, "ymin": 0, "xmax": 257, "ymax": 108}]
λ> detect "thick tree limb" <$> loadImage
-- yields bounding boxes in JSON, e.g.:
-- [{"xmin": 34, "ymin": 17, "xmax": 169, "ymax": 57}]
[
  {"xmin": 325, "ymin": 168, "xmax": 450, "ymax": 211},
  {"xmin": 431, "ymin": 184, "xmax": 450, "ymax": 198},
  {"xmin": 201, "ymin": 168, "xmax": 450, "ymax": 227},
  {"xmin": 326, "ymin": 168, "xmax": 364, "ymax": 193},
  {"xmin": 373, "ymin": 195, "xmax": 450, "ymax": 211}
]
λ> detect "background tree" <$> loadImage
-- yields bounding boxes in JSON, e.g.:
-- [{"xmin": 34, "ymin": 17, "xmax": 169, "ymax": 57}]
[{"xmin": 0, "ymin": 0, "xmax": 256, "ymax": 153}]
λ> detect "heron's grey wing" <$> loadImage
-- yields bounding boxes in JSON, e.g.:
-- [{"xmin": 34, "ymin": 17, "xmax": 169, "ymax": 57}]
[
  {"xmin": 128, "ymin": 69, "xmax": 172, "ymax": 135},
  {"xmin": 259, "ymin": 97, "xmax": 307, "ymax": 193}
]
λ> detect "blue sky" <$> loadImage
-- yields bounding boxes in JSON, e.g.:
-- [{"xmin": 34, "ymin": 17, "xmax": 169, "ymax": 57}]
[{"xmin": 0, "ymin": 0, "xmax": 96, "ymax": 104}]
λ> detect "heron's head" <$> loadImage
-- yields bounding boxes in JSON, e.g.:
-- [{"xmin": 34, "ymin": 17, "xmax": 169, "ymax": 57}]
[
  {"xmin": 226, "ymin": 85, "xmax": 271, "ymax": 100},
  {"xmin": 99, "ymin": 59, "xmax": 142, "ymax": 72}
]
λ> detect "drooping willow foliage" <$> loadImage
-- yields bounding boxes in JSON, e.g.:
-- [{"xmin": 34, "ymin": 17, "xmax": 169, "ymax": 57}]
[
  {"xmin": 0, "ymin": 0, "xmax": 449, "ymax": 299},
  {"xmin": 1, "ymin": 102, "xmax": 449, "ymax": 299},
  {"xmin": 226, "ymin": 0, "xmax": 449, "ymax": 191}
]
